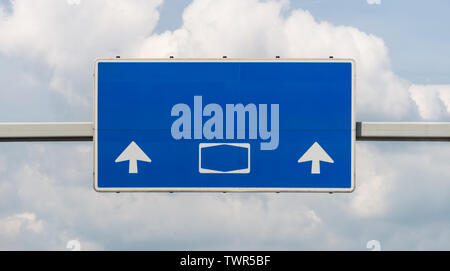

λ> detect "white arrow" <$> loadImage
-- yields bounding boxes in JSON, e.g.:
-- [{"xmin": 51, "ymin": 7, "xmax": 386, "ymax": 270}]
[
  {"xmin": 298, "ymin": 142, "xmax": 334, "ymax": 174},
  {"xmin": 115, "ymin": 141, "xmax": 151, "ymax": 174}
]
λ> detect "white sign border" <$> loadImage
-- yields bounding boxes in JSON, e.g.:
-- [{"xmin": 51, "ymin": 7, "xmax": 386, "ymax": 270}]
[{"xmin": 93, "ymin": 58, "xmax": 356, "ymax": 193}]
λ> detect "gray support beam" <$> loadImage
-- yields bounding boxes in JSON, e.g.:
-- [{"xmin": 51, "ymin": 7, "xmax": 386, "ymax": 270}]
[
  {"xmin": 356, "ymin": 122, "xmax": 450, "ymax": 141},
  {"xmin": 0, "ymin": 122, "xmax": 93, "ymax": 142},
  {"xmin": 0, "ymin": 122, "xmax": 449, "ymax": 142}
]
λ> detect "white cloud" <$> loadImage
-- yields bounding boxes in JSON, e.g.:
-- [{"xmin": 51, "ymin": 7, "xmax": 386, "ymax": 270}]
[
  {"xmin": 0, "ymin": 5, "xmax": 5, "ymax": 18},
  {"xmin": 0, "ymin": 212, "xmax": 44, "ymax": 238},
  {"xmin": 67, "ymin": 0, "xmax": 82, "ymax": 5},
  {"xmin": 409, "ymin": 84, "xmax": 450, "ymax": 120},
  {"xmin": 350, "ymin": 144, "xmax": 395, "ymax": 217},
  {"xmin": 367, "ymin": 0, "xmax": 381, "ymax": 5},
  {"xmin": 0, "ymin": 0, "xmax": 162, "ymax": 110}
]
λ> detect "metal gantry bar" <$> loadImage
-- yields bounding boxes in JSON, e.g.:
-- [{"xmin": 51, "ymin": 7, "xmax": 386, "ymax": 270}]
[
  {"xmin": 0, "ymin": 122, "xmax": 449, "ymax": 142},
  {"xmin": 0, "ymin": 122, "xmax": 93, "ymax": 142},
  {"xmin": 357, "ymin": 122, "xmax": 450, "ymax": 141}
]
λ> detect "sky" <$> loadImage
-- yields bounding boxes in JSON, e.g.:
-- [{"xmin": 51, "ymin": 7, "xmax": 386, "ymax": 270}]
[{"xmin": 0, "ymin": 0, "xmax": 449, "ymax": 250}]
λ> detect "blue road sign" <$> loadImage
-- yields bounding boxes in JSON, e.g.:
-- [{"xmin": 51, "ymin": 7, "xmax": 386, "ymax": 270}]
[{"xmin": 94, "ymin": 59, "xmax": 355, "ymax": 192}]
